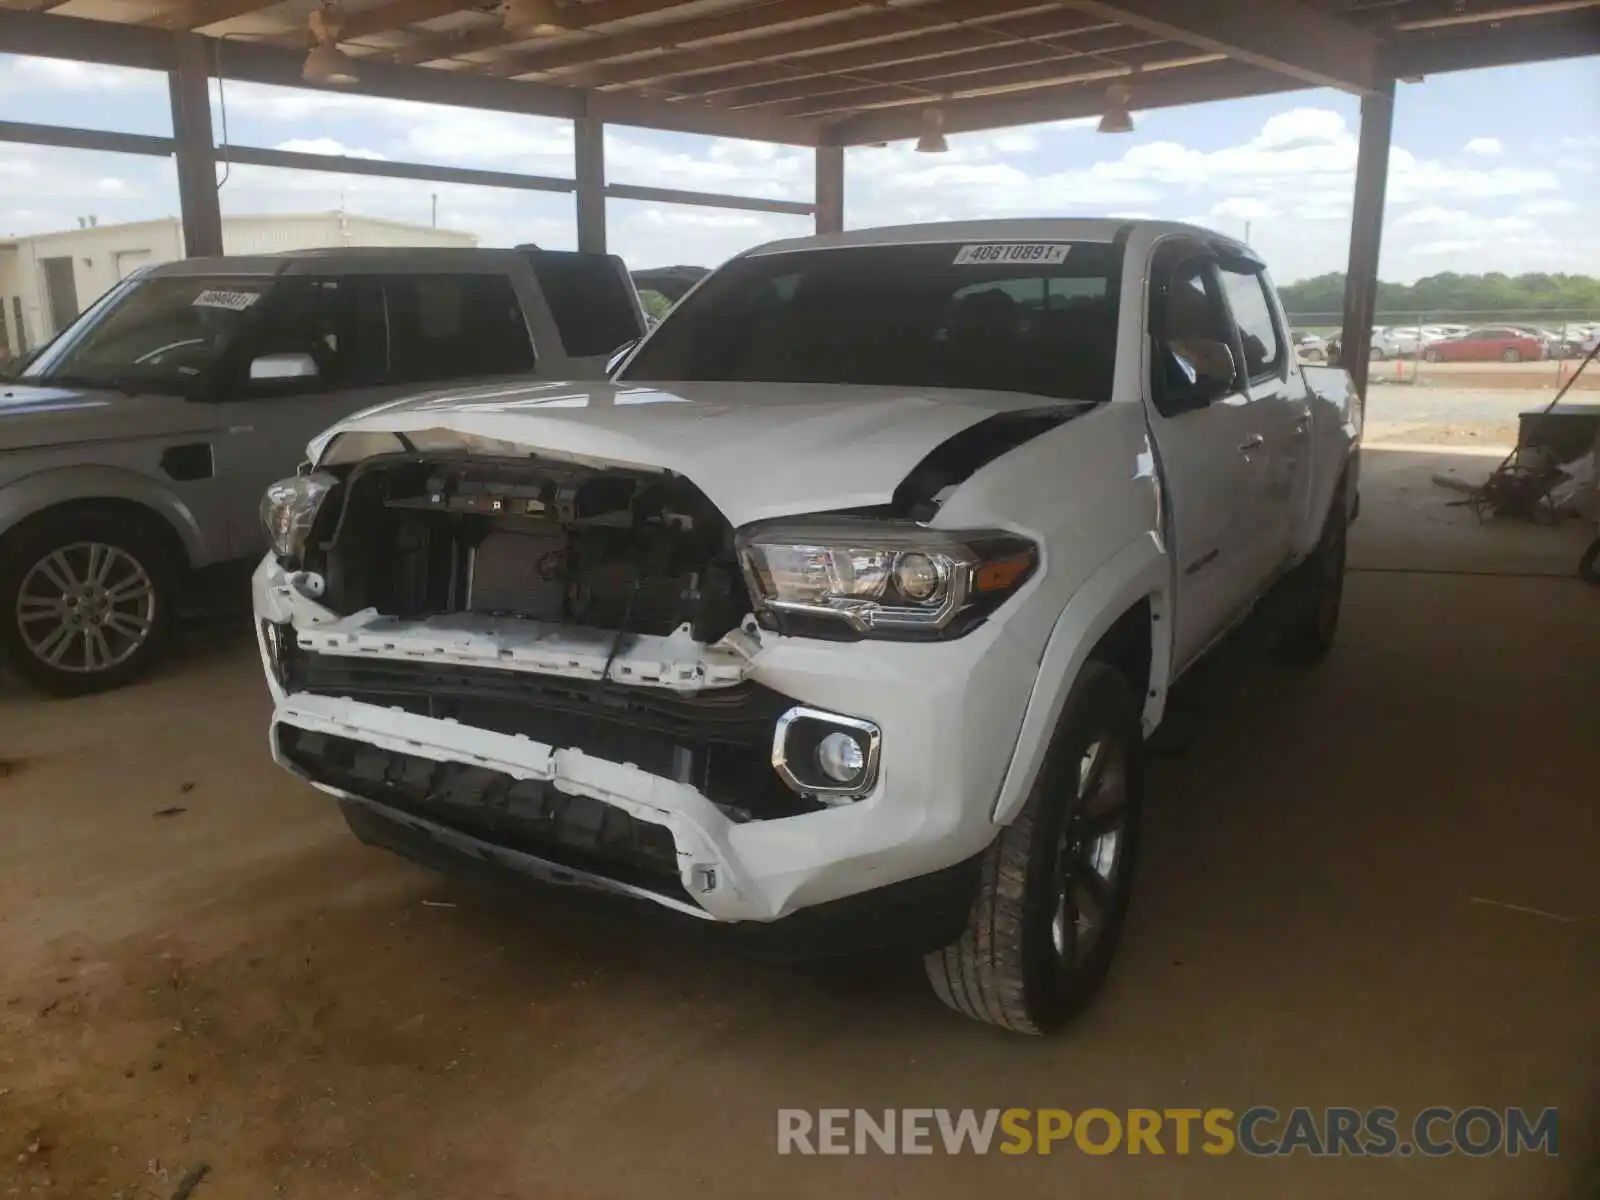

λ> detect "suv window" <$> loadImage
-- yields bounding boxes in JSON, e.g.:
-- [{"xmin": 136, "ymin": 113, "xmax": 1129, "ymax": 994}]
[
  {"xmin": 1217, "ymin": 264, "xmax": 1284, "ymax": 381},
  {"xmin": 23, "ymin": 275, "xmax": 278, "ymax": 394},
  {"xmin": 1149, "ymin": 251, "xmax": 1238, "ymax": 418},
  {"xmin": 387, "ymin": 274, "xmax": 535, "ymax": 383},
  {"xmin": 622, "ymin": 241, "xmax": 1121, "ymax": 404},
  {"xmin": 521, "ymin": 250, "xmax": 642, "ymax": 360},
  {"xmin": 240, "ymin": 277, "xmax": 389, "ymax": 392}
]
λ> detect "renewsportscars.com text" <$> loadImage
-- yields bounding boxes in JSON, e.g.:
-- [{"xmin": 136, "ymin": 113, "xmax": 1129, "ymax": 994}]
[{"xmin": 776, "ymin": 1107, "xmax": 1559, "ymax": 1157}]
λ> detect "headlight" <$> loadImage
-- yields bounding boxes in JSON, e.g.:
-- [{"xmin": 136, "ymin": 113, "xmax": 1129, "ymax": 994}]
[
  {"xmin": 260, "ymin": 472, "xmax": 338, "ymax": 564},
  {"xmin": 737, "ymin": 518, "xmax": 1037, "ymax": 639}
]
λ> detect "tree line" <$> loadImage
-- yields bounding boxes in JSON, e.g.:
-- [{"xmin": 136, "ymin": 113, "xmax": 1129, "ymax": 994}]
[{"xmin": 1278, "ymin": 272, "xmax": 1600, "ymax": 319}]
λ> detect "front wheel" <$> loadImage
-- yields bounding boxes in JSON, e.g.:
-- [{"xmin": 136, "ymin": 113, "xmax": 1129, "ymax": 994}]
[
  {"xmin": 924, "ymin": 663, "xmax": 1144, "ymax": 1034},
  {"xmin": 1423, "ymin": 348, "xmax": 1441, "ymax": 363},
  {"xmin": 0, "ymin": 510, "xmax": 177, "ymax": 696},
  {"xmin": 1501, "ymin": 348, "xmax": 1522, "ymax": 363}
]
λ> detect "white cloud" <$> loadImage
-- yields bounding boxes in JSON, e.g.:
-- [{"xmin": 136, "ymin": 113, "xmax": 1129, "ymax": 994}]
[
  {"xmin": 1210, "ymin": 197, "xmax": 1275, "ymax": 221},
  {"xmin": 1517, "ymin": 197, "xmax": 1577, "ymax": 217},
  {"xmin": 0, "ymin": 55, "xmax": 164, "ymax": 95},
  {"xmin": 272, "ymin": 138, "xmax": 386, "ymax": 160},
  {"xmin": 1464, "ymin": 137, "xmax": 1503, "ymax": 156}
]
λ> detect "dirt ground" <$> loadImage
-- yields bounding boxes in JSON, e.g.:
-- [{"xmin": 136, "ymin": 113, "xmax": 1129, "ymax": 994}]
[{"xmin": 1, "ymin": 450, "xmax": 1597, "ymax": 1200}]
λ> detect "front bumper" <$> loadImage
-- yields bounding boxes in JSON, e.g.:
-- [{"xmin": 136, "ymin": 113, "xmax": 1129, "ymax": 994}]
[{"xmin": 255, "ymin": 556, "xmax": 1035, "ymax": 926}]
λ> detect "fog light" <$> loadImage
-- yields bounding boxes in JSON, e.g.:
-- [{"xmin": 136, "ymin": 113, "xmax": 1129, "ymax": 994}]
[
  {"xmin": 816, "ymin": 731, "xmax": 865, "ymax": 783},
  {"xmin": 772, "ymin": 706, "xmax": 882, "ymax": 803}
]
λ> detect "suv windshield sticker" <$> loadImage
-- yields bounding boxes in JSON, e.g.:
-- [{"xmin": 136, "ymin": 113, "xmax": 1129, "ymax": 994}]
[
  {"xmin": 192, "ymin": 289, "xmax": 262, "ymax": 312},
  {"xmin": 952, "ymin": 243, "xmax": 1072, "ymax": 266}
]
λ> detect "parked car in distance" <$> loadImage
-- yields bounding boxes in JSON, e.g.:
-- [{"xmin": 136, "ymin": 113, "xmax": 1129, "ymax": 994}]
[
  {"xmin": 1422, "ymin": 326, "xmax": 1548, "ymax": 363},
  {"xmin": 1293, "ymin": 331, "xmax": 1327, "ymax": 361},
  {"xmin": 255, "ymin": 218, "xmax": 1360, "ymax": 1034},
  {"xmin": 0, "ymin": 246, "xmax": 647, "ymax": 694}
]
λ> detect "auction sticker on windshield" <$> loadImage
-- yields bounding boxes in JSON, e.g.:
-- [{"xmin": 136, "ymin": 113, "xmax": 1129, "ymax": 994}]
[
  {"xmin": 192, "ymin": 289, "xmax": 262, "ymax": 311},
  {"xmin": 952, "ymin": 243, "xmax": 1072, "ymax": 265}
]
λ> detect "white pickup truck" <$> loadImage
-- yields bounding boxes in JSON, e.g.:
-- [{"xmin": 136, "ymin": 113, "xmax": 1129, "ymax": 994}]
[{"xmin": 253, "ymin": 219, "xmax": 1360, "ymax": 1034}]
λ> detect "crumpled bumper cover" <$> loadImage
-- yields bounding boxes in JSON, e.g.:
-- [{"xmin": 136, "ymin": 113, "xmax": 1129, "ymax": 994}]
[{"xmin": 256, "ymin": 555, "xmax": 1034, "ymax": 926}]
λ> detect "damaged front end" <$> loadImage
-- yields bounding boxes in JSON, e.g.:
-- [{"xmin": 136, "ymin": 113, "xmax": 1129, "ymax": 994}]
[{"xmin": 256, "ymin": 409, "xmax": 1060, "ymax": 936}]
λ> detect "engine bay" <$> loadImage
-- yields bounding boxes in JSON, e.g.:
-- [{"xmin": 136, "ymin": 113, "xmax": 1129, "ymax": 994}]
[{"xmin": 309, "ymin": 455, "xmax": 752, "ymax": 644}]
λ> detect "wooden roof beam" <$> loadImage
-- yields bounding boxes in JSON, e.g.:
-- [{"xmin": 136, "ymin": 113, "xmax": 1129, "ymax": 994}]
[
  {"xmin": 776, "ymin": 44, "xmax": 1219, "ymax": 117},
  {"xmin": 828, "ymin": 58, "xmax": 1304, "ymax": 142},
  {"xmin": 646, "ymin": 11, "xmax": 1121, "ymax": 99},
  {"xmin": 494, "ymin": 0, "xmax": 1051, "ymax": 80},
  {"xmin": 390, "ymin": 0, "xmax": 830, "ymax": 67},
  {"xmin": 1070, "ymin": 0, "xmax": 1381, "ymax": 93},
  {"xmin": 703, "ymin": 25, "xmax": 1158, "ymax": 107}
]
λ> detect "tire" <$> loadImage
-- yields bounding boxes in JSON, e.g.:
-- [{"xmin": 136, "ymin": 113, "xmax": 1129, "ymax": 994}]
[
  {"xmin": 1423, "ymin": 348, "xmax": 1441, "ymax": 363},
  {"xmin": 0, "ymin": 509, "xmax": 178, "ymax": 696},
  {"xmin": 1273, "ymin": 493, "xmax": 1348, "ymax": 668},
  {"xmin": 1579, "ymin": 536, "xmax": 1600, "ymax": 586},
  {"xmin": 1501, "ymin": 348, "xmax": 1522, "ymax": 363},
  {"xmin": 924, "ymin": 662, "xmax": 1144, "ymax": 1034},
  {"xmin": 1370, "ymin": 347, "xmax": 1387, "ymax": 362}
]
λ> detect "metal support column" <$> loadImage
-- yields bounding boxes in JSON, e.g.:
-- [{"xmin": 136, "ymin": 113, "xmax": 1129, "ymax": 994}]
[
  {"xmin": 1339, "ymin": 78, "xmax": 1394, "ymax": 400},
  {"xmin": 574, "ymin": 115, "xmax": 606, "ymax": 254},
  {"xmin": 814, "ymin": 144, "xmax": 844, "ymax": 235},
  {"xmin": 168, "ymin": 33, "xmax": 223, "ymax": 258}
]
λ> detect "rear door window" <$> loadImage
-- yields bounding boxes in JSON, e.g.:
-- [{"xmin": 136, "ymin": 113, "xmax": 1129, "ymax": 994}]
[{"xmin": 386, "ymin": 274, "xmax": 535, "ymax": 383}]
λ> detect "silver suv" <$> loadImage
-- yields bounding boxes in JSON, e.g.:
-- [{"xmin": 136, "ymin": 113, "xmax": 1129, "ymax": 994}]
[{"xmin": 0, "ymin": 246, "xmax": 646, "ymax": 694}]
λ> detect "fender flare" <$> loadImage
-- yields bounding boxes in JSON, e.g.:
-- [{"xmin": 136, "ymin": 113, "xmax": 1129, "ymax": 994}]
[
  {"xmin": 991, "ymin": 533, "xmax": 1172, "ymax": 826},
  {"xmin": 0, "ymin": 465, "xmax": 208, "ymax": 566}
]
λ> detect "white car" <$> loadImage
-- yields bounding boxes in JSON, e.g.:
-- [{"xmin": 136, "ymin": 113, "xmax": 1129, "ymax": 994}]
[{"xmin": 254, "ymin": 220, "xmax": 1360, "ymax": 1034}]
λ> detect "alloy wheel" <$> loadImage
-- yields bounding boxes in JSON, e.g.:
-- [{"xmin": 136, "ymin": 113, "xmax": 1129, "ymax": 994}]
[
  {"xmin": 1050, "ymin": 733, "xmax": 1131, "ymax": 970},
  {"xmin": 15, "ymin": 542, "xmax": 158, "ymax": 674}
]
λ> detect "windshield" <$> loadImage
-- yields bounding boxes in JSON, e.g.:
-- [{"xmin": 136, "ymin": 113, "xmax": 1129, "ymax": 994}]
[
  {"xmin": 24, "ymin": 275, "xmax": 278, "ymax": 394},
  {"xmin": 620, "ymin": 241, "xmax": 1122, "ymax": 403}
]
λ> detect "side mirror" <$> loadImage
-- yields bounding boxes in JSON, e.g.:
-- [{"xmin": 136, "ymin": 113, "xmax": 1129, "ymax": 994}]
[
  {"xmin": 250, "ymin": 352, "xmax": 319, "ymax": 384},
  {"xmin": 605, "ymin": 338, "xmax": 639, "ymax": 375},
  {"xmin": 1165, "ymin": 338, "xmax": 1236, "ymax": 406}
]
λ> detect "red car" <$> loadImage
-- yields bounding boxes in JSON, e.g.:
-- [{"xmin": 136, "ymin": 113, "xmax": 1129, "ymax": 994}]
[{"xmin": 1423, "ymin": 327, "xmax": 1547, "ymax": 363}]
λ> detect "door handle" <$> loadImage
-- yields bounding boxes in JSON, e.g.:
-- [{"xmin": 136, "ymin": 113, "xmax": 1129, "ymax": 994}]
[{"xmin": 1238, "ymin": 434, "xmax": 1265, "ymax": 454}]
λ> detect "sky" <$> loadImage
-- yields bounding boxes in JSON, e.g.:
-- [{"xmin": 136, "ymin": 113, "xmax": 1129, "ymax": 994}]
[{"xmin": 1, "ymin": 50, "xmax": 1595, "ymax": 284}]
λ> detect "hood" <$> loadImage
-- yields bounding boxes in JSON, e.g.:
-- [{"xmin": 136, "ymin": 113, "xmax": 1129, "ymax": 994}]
[
  {"xmin": 0, "ymin": 382, "xmax": 215, "ymax": 453},
  {"xmin": 315, "ymin": 379, "xmax": 1085, "ymax": 526}
]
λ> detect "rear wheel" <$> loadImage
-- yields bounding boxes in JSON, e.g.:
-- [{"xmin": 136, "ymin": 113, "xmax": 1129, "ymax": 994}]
[
  {"xmin": 924, "ymin": 663, "xmax": 1143, "ymax": 1034},
  {"xmin": 1423, "ymin": 348, "xmax": 1441, "ymax": 363},
  {"xmin": 1370, "ymin": 346, "xmax": 1387, "ymax": 361},
  {"xmin": 1501, "ymin": 347, "xmax": 1522, "ymax": 363},
  {"xmin": 0, "ymin": 510, "xmax": 177, "ymax": 696}
]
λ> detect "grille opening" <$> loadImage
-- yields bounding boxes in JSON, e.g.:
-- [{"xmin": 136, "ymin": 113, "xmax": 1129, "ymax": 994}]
[{"xmin": 310, "ymin": 454, "xmax": 751, "ymax": 644}]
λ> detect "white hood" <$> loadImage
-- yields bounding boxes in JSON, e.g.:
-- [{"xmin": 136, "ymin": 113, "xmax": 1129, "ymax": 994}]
[{"xmin": 314, "ymin": 379, "xmax": 1080, "ymax": 527}]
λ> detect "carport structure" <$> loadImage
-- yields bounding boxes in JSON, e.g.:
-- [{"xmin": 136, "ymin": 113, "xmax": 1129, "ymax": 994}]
[{"xmin": 1, "ymin": 0, "xmax": 1597, "ymax": 393}]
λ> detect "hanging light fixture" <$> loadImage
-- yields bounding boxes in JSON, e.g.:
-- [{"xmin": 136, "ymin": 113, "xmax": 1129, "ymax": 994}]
[
  {"xmin": 303, "ymin": 3, "xmax": 359, "ymax": 86},
  {"xmin": 1097, "ymin": 81, "xmax": 1134, "ymax": 134},
  {"xmin": 503, "ymin": 0, "xmax": 568, "ymax": 37},
  {"xmin": 915, "ymin": 107, "xmax": 948, "ymax": 154}
]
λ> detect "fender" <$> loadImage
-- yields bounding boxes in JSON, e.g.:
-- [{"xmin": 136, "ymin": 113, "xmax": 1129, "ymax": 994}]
[
  {"xmin": 0, "ymin": 464, "xmax": 212, "ymax": 566},
  {"xmin": 991, "ymin": 532, "xmax": 1172, "ymax": 825}
]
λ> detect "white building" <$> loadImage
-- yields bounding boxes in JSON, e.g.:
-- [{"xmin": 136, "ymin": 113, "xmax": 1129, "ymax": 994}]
[{"xmin": 0, "ymin": 211, "xmax": 478, "ymax": 358}]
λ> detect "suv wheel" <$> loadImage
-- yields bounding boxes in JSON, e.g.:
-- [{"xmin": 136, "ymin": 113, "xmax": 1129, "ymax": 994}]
[
  {"xmin": 925, "ymin": 663, "xmax": 1144, "ymax": 1034},
  {"xmin": 0, "ymin": 511, "xmax": 177, "ymax": 696}
]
